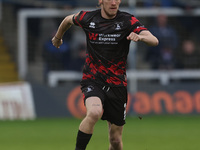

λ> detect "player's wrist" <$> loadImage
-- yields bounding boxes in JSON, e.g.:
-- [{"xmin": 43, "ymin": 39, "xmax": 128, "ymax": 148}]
[{"xmin": 54, "ymin": 36, "xmax": 62, "ymax": 40}]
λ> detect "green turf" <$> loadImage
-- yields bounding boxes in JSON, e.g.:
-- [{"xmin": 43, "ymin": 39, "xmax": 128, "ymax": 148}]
[{"xmin": 0, "ymin": 115, "xmax": 200, "ymax": 150}]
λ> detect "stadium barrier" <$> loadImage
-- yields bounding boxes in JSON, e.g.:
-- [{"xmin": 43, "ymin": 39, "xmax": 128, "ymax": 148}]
[
  {"xmin": 47, "ymin": 70, "xmax": 200, "ymax": 91},
  {"xmin": 31, "ymin": 81, "xmax": 200, "ymax": 118},
  {"xmin": 0, "ymin": 82, "xmax": 36, "ymax": 120}
]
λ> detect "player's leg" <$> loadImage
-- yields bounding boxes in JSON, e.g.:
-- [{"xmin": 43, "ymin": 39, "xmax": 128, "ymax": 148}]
[
  {"xmin": 80, "ymin": 96, "xmax": 103, "ymax": 133},
  {"xmin": 108, "ymin": 122, "xmax": 123, "ymax": 150},
  {"xmin": 75, "ymin": 96, "xmax": 103, "ymax": 150}
]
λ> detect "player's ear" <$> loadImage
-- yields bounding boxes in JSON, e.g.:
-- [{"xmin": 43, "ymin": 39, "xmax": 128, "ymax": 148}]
[{"xmin": 98, "ymin": 0, "xmax": 102, "ymax": 5}]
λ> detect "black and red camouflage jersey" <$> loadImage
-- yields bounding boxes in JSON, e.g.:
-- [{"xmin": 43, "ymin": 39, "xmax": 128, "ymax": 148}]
[{"xmin": 73, "ymin": 9, "xmax": 147, "ymax": 87}]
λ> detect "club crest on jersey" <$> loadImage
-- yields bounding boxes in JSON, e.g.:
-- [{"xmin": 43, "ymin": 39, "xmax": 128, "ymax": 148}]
[
  {"xmin": 115, "ymin": 22, "xmax": 123, "ymax": 30},
  {"xmin": 89, "ymin": 22, "xmax": 96, "ymax": 28}
]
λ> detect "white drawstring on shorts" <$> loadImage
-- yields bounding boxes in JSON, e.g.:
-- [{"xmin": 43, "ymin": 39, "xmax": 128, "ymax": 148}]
[{"xmin": 102, "ymin": 86, "xmax": 110, "ymax": 92}]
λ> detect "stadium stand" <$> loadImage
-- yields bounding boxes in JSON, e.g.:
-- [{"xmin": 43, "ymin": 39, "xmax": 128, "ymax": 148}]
[
  {"xmin": 0, "ymin": 30, "xmax": 19, "ymax": 82},
  {"xmin": 1, "ymin": 0, "xmax": 200, "ymax": 85}
]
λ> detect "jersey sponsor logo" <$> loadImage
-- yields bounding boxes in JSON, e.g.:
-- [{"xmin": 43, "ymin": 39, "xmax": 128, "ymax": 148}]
[
  {"xmin": 89, "ymin": 22, "xmax": 96, "ymax": 28},
  {"xmin": 89, "ymin": 33, "xmax": 99, "ymax": 40},
  {"xmin": 99, "ymin": 37, "xmax": 116, "ymax": 41},
  {"xmin": 89, "ymin": 33, "xmax": 122, "ymax": 44}
]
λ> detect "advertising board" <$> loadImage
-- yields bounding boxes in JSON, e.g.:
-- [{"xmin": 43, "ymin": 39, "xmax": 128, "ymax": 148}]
[
  {"xmin": 31, "ymin": 82, "xmax": 200, "ymax": 118},
  {"xmin": 0, "ymin": 82, "xmax": 36, "ymax": 120}
]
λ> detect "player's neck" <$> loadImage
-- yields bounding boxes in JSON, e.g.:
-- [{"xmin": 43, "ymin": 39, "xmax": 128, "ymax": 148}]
[{"xmin": 100, "ymin": 9, "xmax": 117, "ymax": 19}]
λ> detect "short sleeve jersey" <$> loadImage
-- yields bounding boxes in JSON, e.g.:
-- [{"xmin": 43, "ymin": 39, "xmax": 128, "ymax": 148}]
[{"xmin": 73, "ymin": 9, "xmax": 147, "ymax": 87}]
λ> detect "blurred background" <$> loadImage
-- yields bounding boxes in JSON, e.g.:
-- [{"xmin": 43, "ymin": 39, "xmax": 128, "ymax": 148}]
[
  {"xmin": 0, "ymin": 0, "xmax": 200, "ymax": 150},
  {"xmin": 0, "ymin": 0, "xmax": 200, "ymax": 118}
]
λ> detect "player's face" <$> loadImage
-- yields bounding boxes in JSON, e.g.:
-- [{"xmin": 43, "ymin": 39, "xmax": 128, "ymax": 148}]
[{"xmin": 99, "ymin": 0, "xmax": 121, "ymax": 19}]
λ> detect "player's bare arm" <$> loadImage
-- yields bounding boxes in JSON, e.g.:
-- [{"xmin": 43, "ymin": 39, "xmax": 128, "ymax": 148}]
[
  {"xmin": 127, "ymin": 30, "xmax": 159, "ymax": 46},
  {"xmin": 52, "ymin": 14, "xmax": 77, "ymax": 48}
]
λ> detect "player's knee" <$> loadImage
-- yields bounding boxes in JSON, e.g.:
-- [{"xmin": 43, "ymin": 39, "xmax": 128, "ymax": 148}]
[
  {"xmin": 87, "ymin": 109, "xmax": 102, "ymax": 122},
  {"xmin": 109, "ymin": 136, "xmax": 122, "ymax": 148}
]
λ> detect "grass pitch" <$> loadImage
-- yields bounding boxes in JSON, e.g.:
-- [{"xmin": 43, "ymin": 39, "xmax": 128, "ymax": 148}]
[{"xmin": 0, "ymin": 115, "xmax": 200, "ymax": 150}]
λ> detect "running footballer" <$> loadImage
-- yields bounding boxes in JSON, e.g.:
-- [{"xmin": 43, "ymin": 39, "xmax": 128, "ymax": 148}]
[{"xmin": 52, "ymin": 0, "xmax": 159, "ymax": 149}]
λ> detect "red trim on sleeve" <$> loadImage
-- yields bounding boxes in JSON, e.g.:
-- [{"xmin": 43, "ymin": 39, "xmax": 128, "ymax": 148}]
[
  {"xmin": 133, "ymin": 27, "xmax": 147, "ymax": 34},
  {"xmin": 79, "ymin": 11, "xmax": 87, "ymax": 21},
  {"xmin": 75, "ymin": 16, "xmax": 82, "ymax": 28},
  {"xmin": 130, "ymin": 17, "xmax": 139, "ymax": 25}
]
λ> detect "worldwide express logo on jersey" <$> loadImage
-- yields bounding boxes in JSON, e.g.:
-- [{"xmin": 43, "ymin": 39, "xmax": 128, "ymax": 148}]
[
  {"xmin": 89, "ymin": 33, "xmax": 99, "ymax": 40},
  {"xmin": 89, "ymin": 32, "xmax": 121, "ymax": 41}
]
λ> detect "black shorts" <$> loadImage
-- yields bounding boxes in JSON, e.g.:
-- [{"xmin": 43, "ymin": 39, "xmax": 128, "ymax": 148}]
[{"xmin": 81, "ymin": 81, "xmax": 128, "ymax": 126}]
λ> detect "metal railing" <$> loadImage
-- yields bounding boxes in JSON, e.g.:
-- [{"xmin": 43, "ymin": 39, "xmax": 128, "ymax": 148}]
[{"xmin": 47, "ymin": 70, "xmax": 200, "ymax": 92}]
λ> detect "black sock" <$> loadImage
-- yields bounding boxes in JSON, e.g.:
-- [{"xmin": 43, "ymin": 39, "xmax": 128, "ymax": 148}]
[{"xmin": 75, "ymin": 130, "xmax": 92, "ymax": 150}]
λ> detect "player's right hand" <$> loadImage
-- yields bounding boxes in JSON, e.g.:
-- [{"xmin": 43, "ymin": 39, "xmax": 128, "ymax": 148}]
[
  {"xmin": 52, "ymin": 36, "xmax": 63, "ymax": 48},
  {"xmin": 127, "ymin": 32, "xmax": 141, "ymax": 42}
]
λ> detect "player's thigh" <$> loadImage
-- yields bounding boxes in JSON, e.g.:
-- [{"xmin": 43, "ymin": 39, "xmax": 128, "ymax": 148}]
[
  {"xmin": 108, "ymin": 121, "xmax": 123, "ymax": 139},
  {"xmin": 85, "ymin": 96, "xmax": 103, "ymax": 117}
]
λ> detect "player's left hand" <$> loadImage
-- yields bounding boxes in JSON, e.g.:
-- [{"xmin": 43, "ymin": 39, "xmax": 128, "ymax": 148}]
[{"xmin": 127, "ymin": 32, "xmax": 141, "ymax": 42}]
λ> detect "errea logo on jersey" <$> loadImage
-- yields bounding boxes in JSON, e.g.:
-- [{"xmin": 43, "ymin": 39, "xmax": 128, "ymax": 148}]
[{"xmin": 89, "ymin": 22, "xmax": 96, "ymax": 28}]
